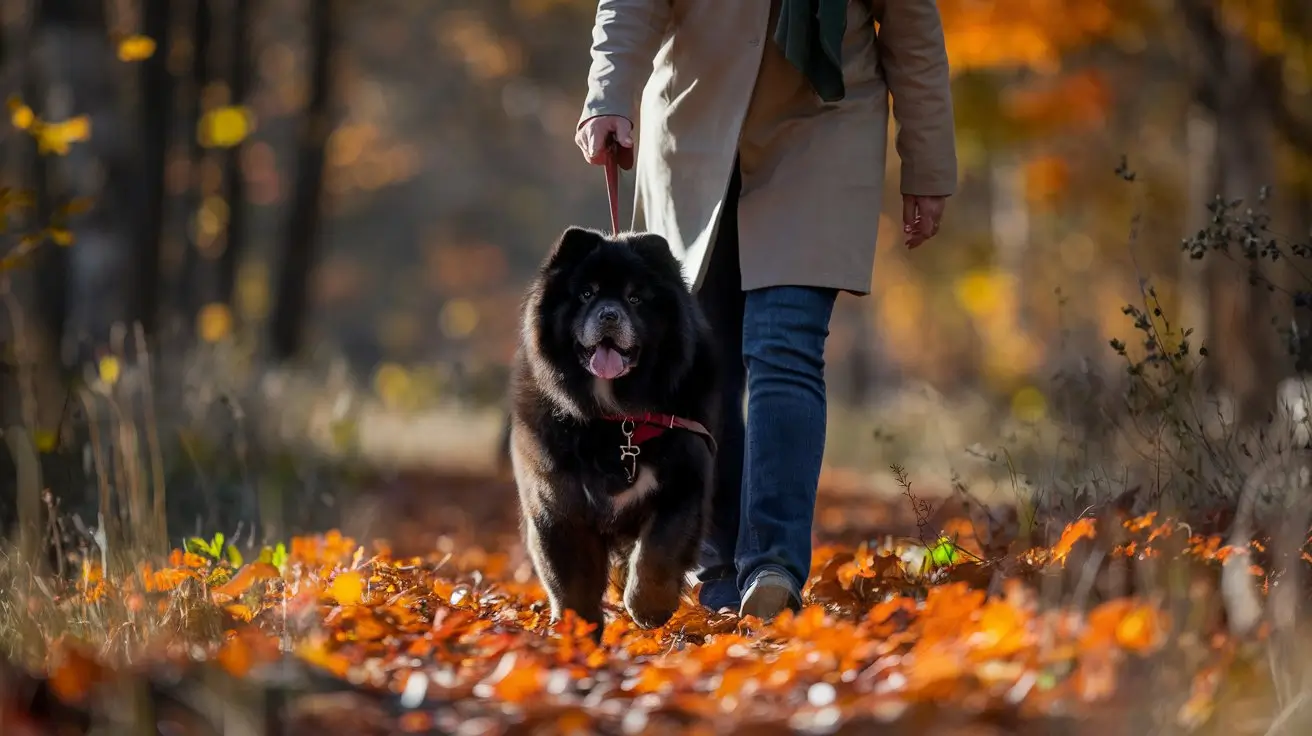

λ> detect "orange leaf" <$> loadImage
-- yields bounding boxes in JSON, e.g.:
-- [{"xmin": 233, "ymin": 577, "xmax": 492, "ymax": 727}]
[
  {"xmin": 211, "ymin": 562, "xmax": 281, "ymax": 599},
  {"xmin": 1052, "ymin": 518, "xmax": 1096, "ymax": 565},
  {"xmin": 555, "ymin": 709, "xmax": 593, "ymax": 735},
  {"xmin": 1123, "ymin": 511, "xmax": 1157, "ymax": 532},
  {"xmin": 147, "ymin": 567, "xmax": 201, "ymax": 592},
  {"xmin": 348, "ymin": 612, "xmax": 389, "ymax": 641},
  {"xmin": 170, "ymin": 549, "xmax": 214, "ymax": 569},
  {"xmin": 488, "ymin": 653, "xmax": 543, "ymax": 703},
  {"xmin": 1115, "ymin": 605, "xmax": 1168, "ymax": 652},
  {"xmin": 297, "ymin": 637, "xmax": 352, "ymax": 679},
  {"xmin": 216, "ymin": 634, "xmax": 252, "ymax": 677},
  {"xmin": 46, "ymin": 641, "xmax": 103, "ymax": 705},
  {"xmin": 868, "ymin": 597, "xmax": 916, "ymax": 625},
  {"xmin": 971, "ymin": 600, "xmax": 1030, "ymax": 658},
  {"xmin": 399, "ymin": 712, "xmax": 436, "ymax": 733}
]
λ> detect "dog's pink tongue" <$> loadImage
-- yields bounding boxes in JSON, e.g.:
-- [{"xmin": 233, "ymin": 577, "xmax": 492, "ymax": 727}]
[{"xmin": 589, "ymin": 346, "xmax": 626, "ymax": 379}]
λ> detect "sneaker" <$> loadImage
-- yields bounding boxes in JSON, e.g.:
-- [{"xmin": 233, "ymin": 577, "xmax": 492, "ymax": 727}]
[{"xmin": 738, "ymin": 570, "xmax": 799, "ymax": 621}]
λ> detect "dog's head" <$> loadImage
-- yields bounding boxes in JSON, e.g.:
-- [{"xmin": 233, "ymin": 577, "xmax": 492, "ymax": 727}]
[{"xmin": 523, "ymin": 226, "xmax": 695, "ymax": 404}]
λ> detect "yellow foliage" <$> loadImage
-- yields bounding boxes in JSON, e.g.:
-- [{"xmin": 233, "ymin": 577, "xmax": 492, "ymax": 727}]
[
  {"xmin": 33, "ymin": 429, "xmax": 58, "ymax": 453},
  {"xmin": 0, "ymin": 187, "xmax": 35, "ymax": 212},
  {"xmin": 197, "ymin": 303, "xmax": 234, "ymax": 343},
  {"xmin": 59, "ymin": 197, "xmax": 96, "ymax": 217},
  {"xmin": 374, "ymin": 362, "xmax": 414, "ymax": 410},
  {"xmin": 37, "ymin": 116, "xmax": 92, "ymax": 155},
  {"xmin": 8, "ymin": 97, "xmax": 34, "ymax": 130},
  {"xmin": 329, "ymin": 417, "xmax": 358, "ymax": 452},
  {"xmin": 1011, "ymin": 386, "xmax": 1048, "ymax": 423},
  {"xmin": 48, "ymin": 227, "xmax": 75, "ymax": 246},
  {"xmin": 440, "ymin": 298, "xmax": 479, "ymax": 339},
  {"xmin": 1219, "ymin": 0, "xmax": 1293, "ymax": 55},
  {"xmin": 237, "ymin": 261, "xmax": 271, "ymax": 320},
  {"xmin": 98, "ymin": 356, "xmax": 121, "ymax": 386},
  {"xmin": 116, "ymin": 35, "xmax": 157, "ymax": 62},
  {"xmin": 982, "ymin": 331, "xmax": 1043, "ymax": 386},
  {"xmin": 0, "ymin": 231, "xmax": 41, "ymax": 272},
  {"xmin": 199, "ymin": 106, "xmax": 254, "ymax": 148},
  {"xmin": 954, "ymin": 269, "xmax": 1014, "ymax": 319}
]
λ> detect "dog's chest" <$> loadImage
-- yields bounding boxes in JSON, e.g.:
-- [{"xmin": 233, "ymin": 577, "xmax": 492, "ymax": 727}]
[
  {"xmin": 571, "ymin": 427, "xmax": 662, "ymax": 509},
  {"xmin": 588, "ymin": 463, "xmax": 659, "ymax": 517}
]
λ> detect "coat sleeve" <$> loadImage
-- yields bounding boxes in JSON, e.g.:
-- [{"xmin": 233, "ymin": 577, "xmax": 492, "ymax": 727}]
[
  {"xmin": 874, "ymin": 0, "xmax": 958, "ymax": 197},
  {"xmin": 578, "ymin": 0, "xmax": 671, "ymax": 128}
]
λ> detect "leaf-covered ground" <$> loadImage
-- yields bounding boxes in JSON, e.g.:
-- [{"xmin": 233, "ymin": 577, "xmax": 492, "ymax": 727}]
[{"xmin": 0, "ymin": 470, "xmax": 1292, "ymax": 735}]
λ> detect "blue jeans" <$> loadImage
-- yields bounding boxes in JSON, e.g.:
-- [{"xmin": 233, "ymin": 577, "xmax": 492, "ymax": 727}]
[{"xmin": 695, "ymin": 161, "xmax": 837, "ymax": 611}]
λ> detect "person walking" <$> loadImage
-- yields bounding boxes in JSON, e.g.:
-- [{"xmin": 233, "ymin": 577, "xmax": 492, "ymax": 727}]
[{"xmin": 573, "ymin": 0, "xmax": 957, "ymax": 620}]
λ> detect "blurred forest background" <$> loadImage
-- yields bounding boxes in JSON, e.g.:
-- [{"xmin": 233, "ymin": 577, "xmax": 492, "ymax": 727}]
[{"xmin": 1, "ymin": 0, "xmax": 1311, "ymax": 544}]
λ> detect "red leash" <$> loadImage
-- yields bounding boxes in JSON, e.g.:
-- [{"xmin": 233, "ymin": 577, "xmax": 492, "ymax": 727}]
[
  {"xmin": 595, "ymin": 137, "xmax": 716, "ymax": 476},
  {"xmin": 603, "ymin": 134, "xmax": 633, "ymax": 236}
]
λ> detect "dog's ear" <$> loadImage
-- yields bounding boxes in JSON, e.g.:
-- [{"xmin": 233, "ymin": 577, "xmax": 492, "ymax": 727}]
[
  {"xmin": 544, "ymin": 226, "xmax": 604, "ymax": 273},
  {"xmin": 627, "ymin": 233, "xmax": 684, "ymax": 282}
]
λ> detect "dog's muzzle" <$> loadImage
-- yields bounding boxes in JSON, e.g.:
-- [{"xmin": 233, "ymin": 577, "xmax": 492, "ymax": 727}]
[{"xmin": 577, "ymin": 301, "xmax": 640, "ymax": 379}]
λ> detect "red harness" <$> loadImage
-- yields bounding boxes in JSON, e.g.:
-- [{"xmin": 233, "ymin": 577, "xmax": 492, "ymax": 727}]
[
  {"xmin": 603, "ymin": 412, "xmax": 717, "ymax": 482},
  {"xmin": 603, "ymin": 412, "xmax": 716, "ymax": 449}
]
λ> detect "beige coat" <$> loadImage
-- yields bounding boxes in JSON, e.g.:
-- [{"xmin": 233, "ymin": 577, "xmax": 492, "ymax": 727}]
[{"xmin": 578, "ymin": 0, "xmax": 957, "ymax": 296}]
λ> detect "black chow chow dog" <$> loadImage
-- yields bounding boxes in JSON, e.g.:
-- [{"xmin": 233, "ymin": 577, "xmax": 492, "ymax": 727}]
[{"xmin": 508, "ymin": 225, "xmax": 718, "ymax": 634}]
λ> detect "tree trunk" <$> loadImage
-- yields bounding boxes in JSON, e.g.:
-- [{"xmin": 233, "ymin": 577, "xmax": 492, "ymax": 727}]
[
  {"xmin": 1181, "ymin": 0, "xmax": 1283, "ymax": 425},
  {"xmin": 176, "ymin": 0, "xmax": 213, "ymax": 335},
  {"xmin": 1204, "ymin": 33, "xmax": 1279, "ymax": 426},
  {"xmin": 134, "ymin": 0, "xmax": 174, "ymax": 339},
  {"xmin": 269, "ymin": 0, "xmax": 338, "ymax": 362},
  {"xmin": 217, "ymin": 0, "xmax": 250, "ymax": 313},
  {"xmin": 1177, "ymin": 107, "xmax": 1213, "ymax": 346},
  {"xmin": 27, "ymin": 0, "xmax": 136, "ymax": 365}
]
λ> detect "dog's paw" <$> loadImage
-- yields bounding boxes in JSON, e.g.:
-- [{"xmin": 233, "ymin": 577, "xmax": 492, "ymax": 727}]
[{"xmin": 623, "ymin": 576, "xmax": 680, "ymax": 630}]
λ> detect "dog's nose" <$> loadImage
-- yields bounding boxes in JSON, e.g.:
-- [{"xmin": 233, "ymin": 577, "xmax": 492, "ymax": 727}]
[{"xmin": 597, "ymin": 305, "xmax": 620, "ymax": 323}]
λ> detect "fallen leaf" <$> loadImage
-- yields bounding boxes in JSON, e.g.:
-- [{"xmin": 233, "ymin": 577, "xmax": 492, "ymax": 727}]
[
  {"xmin": 46, "ymin": 641, "xmax": 104, "ymax": 705},
  {"xmin": 329, "ymin": 571, "xmax": 366, "ymax": 605},
  {"xmin": 212, "ymin": 562, "xmax": 281, "ymax": 600},
  {"xmin": 1052, "ymin": 518, "xmax": 1096, "ymax": 565}
]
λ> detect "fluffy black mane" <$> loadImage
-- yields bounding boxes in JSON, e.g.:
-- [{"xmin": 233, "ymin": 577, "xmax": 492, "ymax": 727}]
[{"xmin": 512, "ymin": 226, "xmax": 715, "ymax": 424}]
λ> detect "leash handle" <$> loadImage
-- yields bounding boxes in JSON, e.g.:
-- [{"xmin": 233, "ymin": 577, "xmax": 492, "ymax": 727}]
[
  {"xmin": 603, "ymin": 133, "xmax": 633, "ymax": 236},
  {"xmin": 605, "ymin": 139, "xmax": 621, "ymax": 236}
]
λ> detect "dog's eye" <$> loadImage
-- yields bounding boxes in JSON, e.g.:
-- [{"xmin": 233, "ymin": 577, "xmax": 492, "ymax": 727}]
[
  {"xmin": 580, "ymin": 290, "xmax": 593, "ymax": 302},
  {"xmin": 627, "ymin": 295, "xmax": 641, "ymax": 305}
]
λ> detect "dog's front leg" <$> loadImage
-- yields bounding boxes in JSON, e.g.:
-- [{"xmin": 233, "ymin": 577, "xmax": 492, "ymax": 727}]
[
  {"xmin": 623, "ymin": 442, "xmax": 713, "ymax": 629},
  {"xmin": 526, "ymin": 510, "xmax": 610, "ymax": 638}
]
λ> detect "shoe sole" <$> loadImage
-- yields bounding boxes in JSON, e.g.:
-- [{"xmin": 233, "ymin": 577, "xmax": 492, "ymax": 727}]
[{"xmin": 739, "ymin": 580, "xmax": 794, "ymax": 621}]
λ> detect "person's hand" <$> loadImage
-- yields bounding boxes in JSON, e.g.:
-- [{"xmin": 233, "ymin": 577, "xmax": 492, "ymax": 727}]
[
  {"xmin": 902, "ymin": 194, "xmax": 947, "ymax": 249},
  {"xmin": 576, "ymin": 115, "xmax": 633, "ymax": 166}
]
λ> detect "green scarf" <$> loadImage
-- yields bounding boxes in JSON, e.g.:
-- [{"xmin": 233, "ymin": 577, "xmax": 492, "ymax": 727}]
[{"xmin": 773, "ymin": 0, "xmax": 848, "ymax": 102}]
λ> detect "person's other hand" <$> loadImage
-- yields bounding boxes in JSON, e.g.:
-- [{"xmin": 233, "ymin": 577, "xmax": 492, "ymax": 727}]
[
  {"xmin": 902, "ymin": 194, "xmax": 947, "ymax": 249},
  {"xmin": 576, "ymin": 115, "xmax": 634, "ymax": 166}
]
